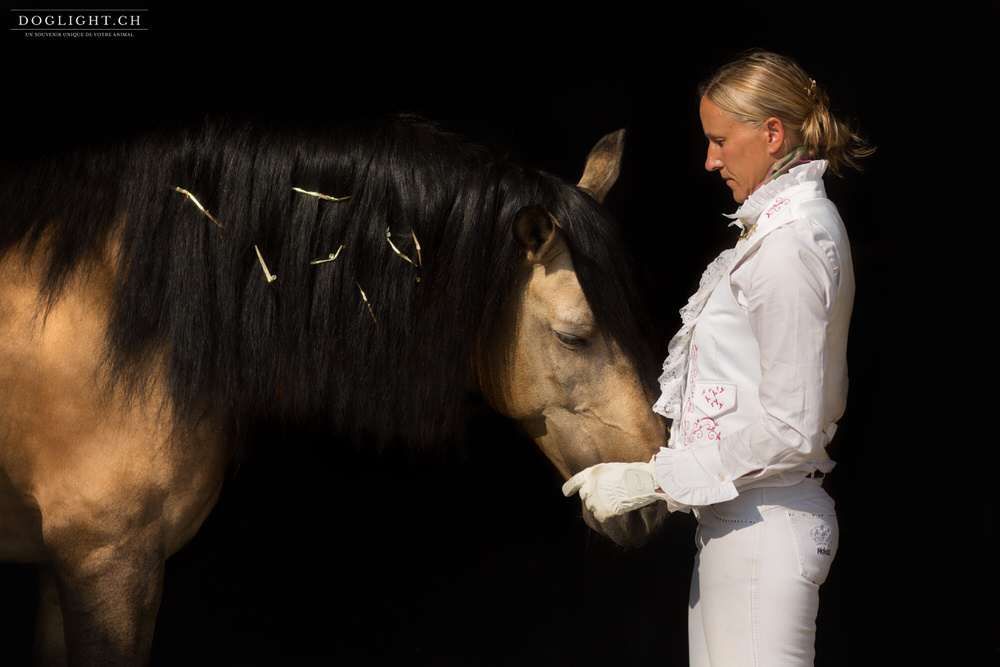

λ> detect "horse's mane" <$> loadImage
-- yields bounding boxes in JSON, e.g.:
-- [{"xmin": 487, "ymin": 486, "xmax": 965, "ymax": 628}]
[{"xmin": 0, "ymin": 113, "xmax": 654, "ymax": 456}]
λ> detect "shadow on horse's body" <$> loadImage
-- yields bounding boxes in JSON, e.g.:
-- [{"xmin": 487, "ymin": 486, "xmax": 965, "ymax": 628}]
[{"xmin": 0, "ymin": 114, "xmax": 667, "ymax": 665}]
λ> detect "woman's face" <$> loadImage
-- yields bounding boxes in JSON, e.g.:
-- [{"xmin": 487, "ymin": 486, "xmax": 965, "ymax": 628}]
[{"xmin": 699, "ymin": 96, "xmax": 779, "ymax": 203}]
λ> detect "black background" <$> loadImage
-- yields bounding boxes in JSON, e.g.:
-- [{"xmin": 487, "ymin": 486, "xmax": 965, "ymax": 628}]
[{"xmin": 1, "ymin": 3, "xmax": 994, "ymax": 665}]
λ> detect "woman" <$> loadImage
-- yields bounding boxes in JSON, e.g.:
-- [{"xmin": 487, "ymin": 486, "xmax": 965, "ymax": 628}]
[{"xmin": 564, "ymin": 50, "xmax": 874, "ymax": 665}]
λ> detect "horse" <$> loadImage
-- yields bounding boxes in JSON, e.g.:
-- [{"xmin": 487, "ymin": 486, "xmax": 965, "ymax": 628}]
[{"xmin": 0, "ymin": 113, "xmax": 668, "ymax": 665}]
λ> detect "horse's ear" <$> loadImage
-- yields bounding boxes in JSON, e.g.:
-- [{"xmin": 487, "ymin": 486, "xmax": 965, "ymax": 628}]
[
  {"xmin": 577, "ymin": 128, "xmax": 625, "ymax": 204},
  {"xmin": 513, "ymin": 205, "xmax": 564, "ymax": 264}
]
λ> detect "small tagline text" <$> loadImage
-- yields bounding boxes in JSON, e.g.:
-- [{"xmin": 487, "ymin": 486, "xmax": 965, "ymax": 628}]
[{"xmin": 10, "ymin": 9, "xmax": 147, "ymax": 37}]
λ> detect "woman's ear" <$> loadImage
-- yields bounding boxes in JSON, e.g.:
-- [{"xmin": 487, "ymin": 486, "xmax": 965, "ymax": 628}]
[{"xmin": 763, "ymin": 116, "xmax": 787, "ymax": 158}]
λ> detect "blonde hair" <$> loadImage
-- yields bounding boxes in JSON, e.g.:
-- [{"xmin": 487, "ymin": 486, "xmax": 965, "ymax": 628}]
[{"xmin": 699, "ymin": 50, "xmax": 875, "ymax": 176}]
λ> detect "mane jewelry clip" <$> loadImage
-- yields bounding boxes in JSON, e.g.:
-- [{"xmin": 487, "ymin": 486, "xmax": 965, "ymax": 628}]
[
  {"xmin": 357, "ymin": 282, "xmax": 376, "ymax": 323},
  {"xmin": 254, "ymin": 245, "xmax": 277, "ymax": 284},
  {"xmin": 292, "ymin": 187, "xmax": 351, "ymax": 202},
  {"xmin": 386, "ymin": 227, "xmax": 423, "ymax": 282},
  {"xmin": 310, "ymin": 245, "xmax": 345, "ymax": 265},
  {"xmin": 174, "ymin": 187, "xmax": 223, "ymax": 228}
]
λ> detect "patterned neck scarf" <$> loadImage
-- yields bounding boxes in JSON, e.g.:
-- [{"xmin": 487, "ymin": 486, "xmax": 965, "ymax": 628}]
[{"xmin": 753, "ymin": 146, "xmax": 811, "ymax": 194}]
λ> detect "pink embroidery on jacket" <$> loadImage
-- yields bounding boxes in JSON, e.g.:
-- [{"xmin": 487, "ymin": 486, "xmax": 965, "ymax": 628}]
[
  {"xmin": 678, "ymin": 414, "xmax": 722, "ymax": 447},
  {"xmin": 678, "ymin": 344, "xmax": 725, "ymax": 446},
  {"xmin": 691, "ymin": 417, "xmax": 722, "ymax": 443},
  {"xmin": 701, "ymin": 385, "xmax": 730, "ymax": 411},
  {"xmin": 765, "ymin": 196, "xmax": 790, "ymax": 218}
]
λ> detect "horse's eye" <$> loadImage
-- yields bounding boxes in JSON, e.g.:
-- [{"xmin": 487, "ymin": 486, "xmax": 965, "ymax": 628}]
[{"xmin": 555, "ymin": 331, "xmax": 590, "ymax": 349}]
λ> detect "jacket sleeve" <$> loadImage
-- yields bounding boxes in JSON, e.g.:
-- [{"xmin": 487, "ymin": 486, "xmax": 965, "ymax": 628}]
[{"xmin": 654, "ymin": 221, "xmax": 843, "ymax": 506}]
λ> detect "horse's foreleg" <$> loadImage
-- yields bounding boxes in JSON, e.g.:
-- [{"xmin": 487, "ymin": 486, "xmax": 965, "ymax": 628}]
[
  {"xmin": 32, "ymin": 565, "xmax": 68, "ymax": 666},
  {"xmin": 44, "ymin": 515, "xmax": 165, "ymax": 667}
]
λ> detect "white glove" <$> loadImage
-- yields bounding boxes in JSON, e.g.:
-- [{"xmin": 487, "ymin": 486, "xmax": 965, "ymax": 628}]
[{"xmin": 562, "ymin": 460, "xmax": 677, "ymax": 521}]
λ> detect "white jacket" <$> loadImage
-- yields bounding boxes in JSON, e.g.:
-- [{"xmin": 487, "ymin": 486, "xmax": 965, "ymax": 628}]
[{"xmin": 652, "ymin": 161, "xmax": 854, "ymax": 507}]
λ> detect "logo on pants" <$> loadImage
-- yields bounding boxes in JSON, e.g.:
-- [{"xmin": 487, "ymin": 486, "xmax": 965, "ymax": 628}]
[{"xmin": 809, "ymin": 524, "xmax": 834, "ymax": 556}]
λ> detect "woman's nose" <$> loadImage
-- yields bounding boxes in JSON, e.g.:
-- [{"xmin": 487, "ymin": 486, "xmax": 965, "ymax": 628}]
[{"xmin": 705, "ymin": 148, "xmax": 722, "ymax": 172}]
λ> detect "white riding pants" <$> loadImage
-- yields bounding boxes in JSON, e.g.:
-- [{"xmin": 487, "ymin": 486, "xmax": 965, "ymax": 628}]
[{"xmin": 688, "ymin": 479, "xmax": 838, "ymax": 667}]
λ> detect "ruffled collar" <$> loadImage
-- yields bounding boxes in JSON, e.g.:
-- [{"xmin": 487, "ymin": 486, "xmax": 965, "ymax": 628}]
[{"xmin": 726, "ymin": 160, "xmax": 829, "ymax": 232}]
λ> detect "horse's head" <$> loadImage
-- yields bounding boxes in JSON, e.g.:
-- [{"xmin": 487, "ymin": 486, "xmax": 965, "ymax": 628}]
[{"xmin": 479, "ymin": 130, "xmax": 670, "ymax": 547}]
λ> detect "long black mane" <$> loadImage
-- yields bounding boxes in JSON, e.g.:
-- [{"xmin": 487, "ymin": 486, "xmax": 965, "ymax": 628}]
[{"xmin": 1, "ymin": 114, "xmax": 654, "ymax": 455}]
